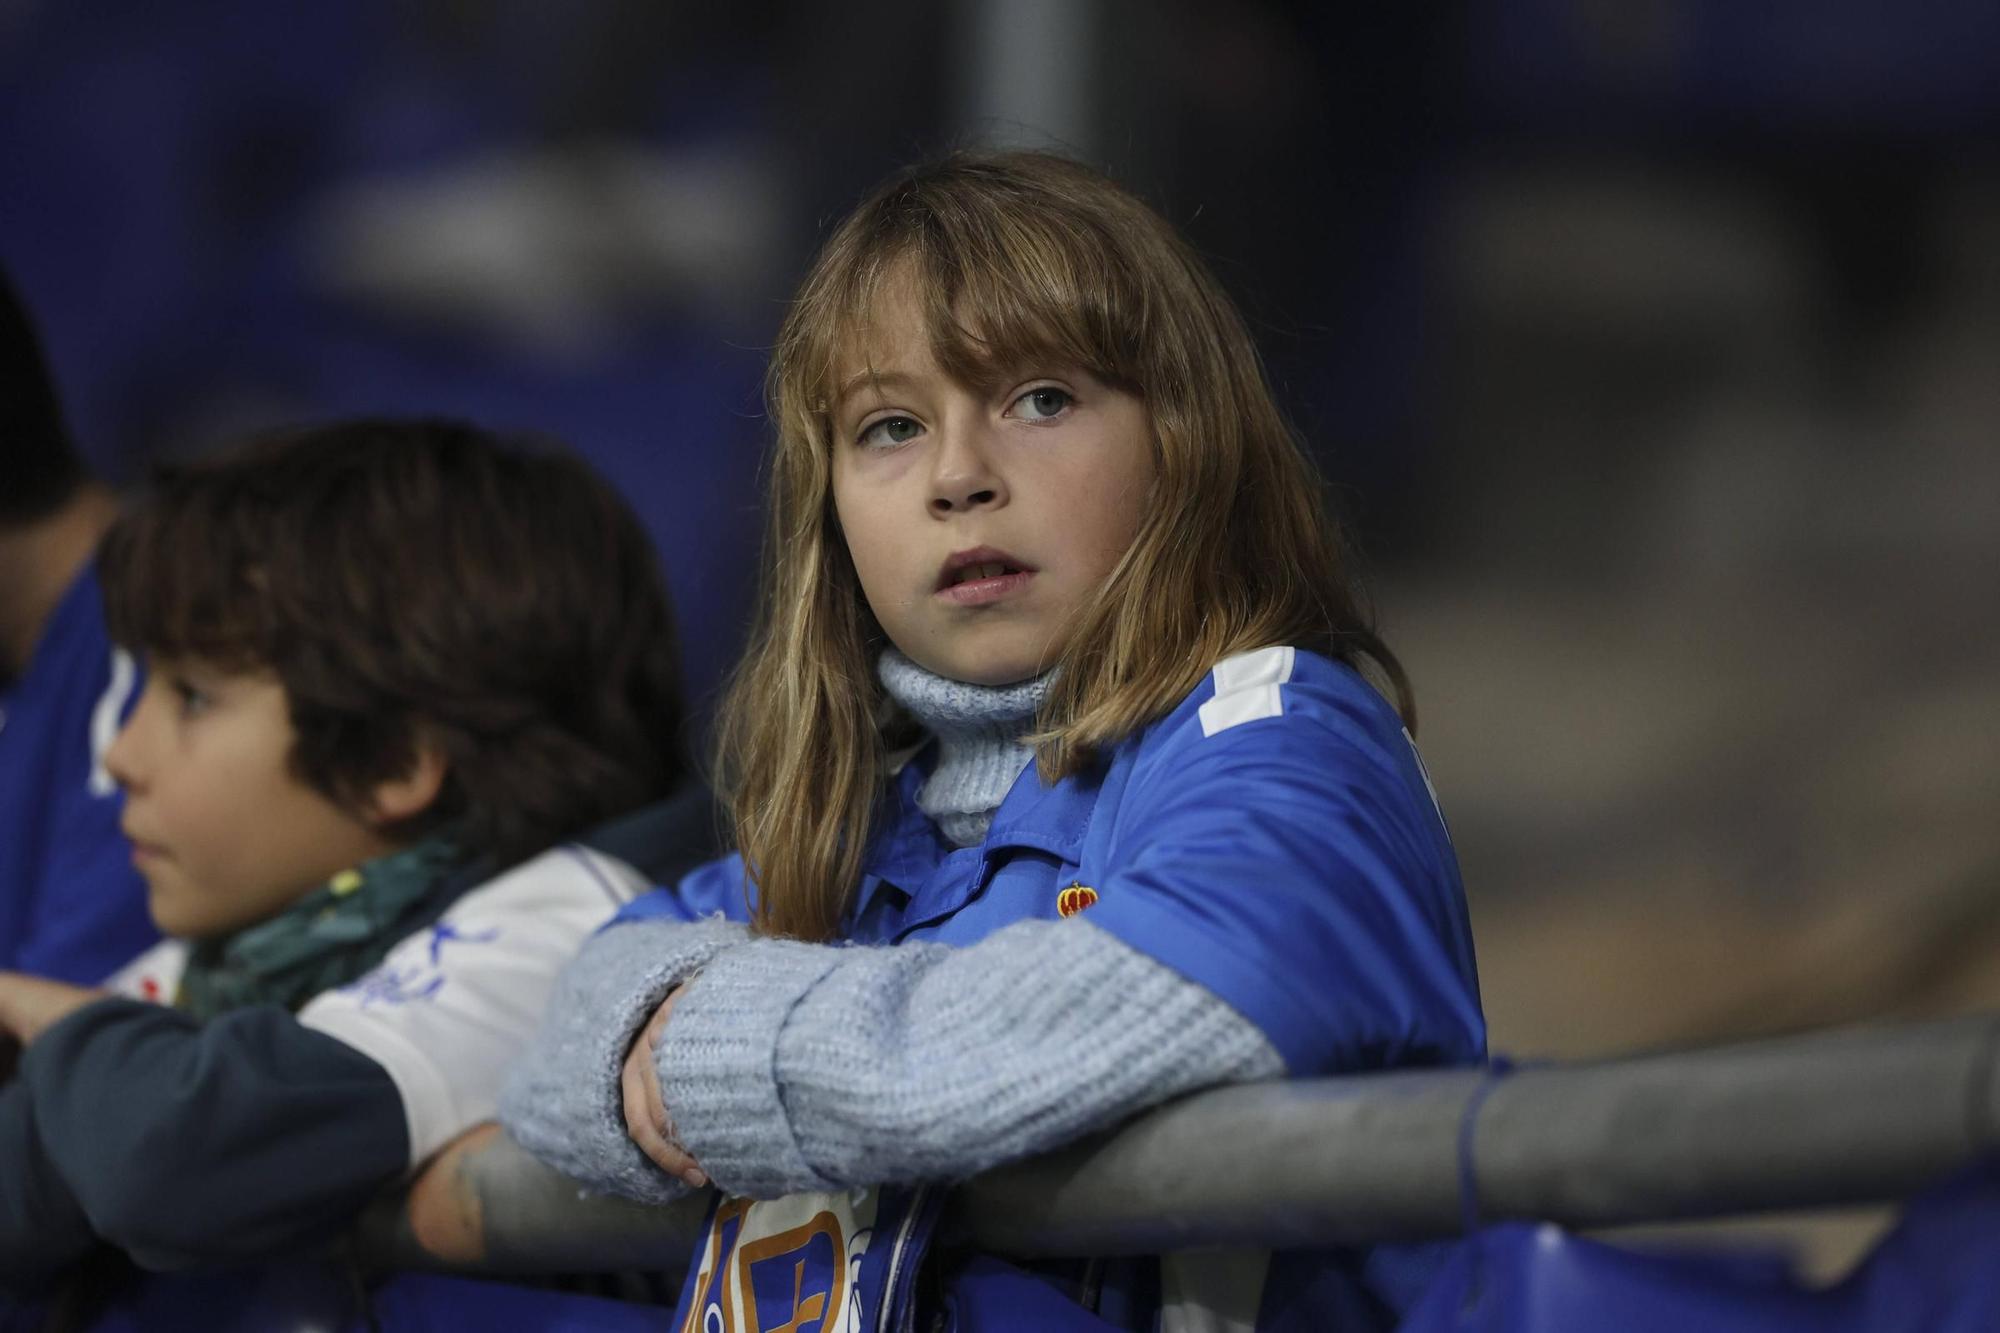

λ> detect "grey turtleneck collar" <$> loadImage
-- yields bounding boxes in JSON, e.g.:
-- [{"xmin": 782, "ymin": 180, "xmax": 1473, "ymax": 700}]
[{"xmin": 877, "ymin": 648, "xmax": 1050, "ymax": 848}]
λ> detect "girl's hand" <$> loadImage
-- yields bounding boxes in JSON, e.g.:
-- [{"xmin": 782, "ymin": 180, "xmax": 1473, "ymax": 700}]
[
  {"xmin": 0, "ymin": 971, "xmax": 106, "ymax": 1045},
  {"xmin": 621, "ymin": 986, "xmax": 709, "ymax": 1190}
]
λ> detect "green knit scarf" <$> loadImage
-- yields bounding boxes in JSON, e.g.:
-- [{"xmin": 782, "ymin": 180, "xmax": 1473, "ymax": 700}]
[{"xmin": 174, "ymin": 833, "xmax": 466, "ymax": 1021}]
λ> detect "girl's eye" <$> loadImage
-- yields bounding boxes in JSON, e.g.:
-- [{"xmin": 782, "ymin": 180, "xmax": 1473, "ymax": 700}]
[
  {"xmin": 1012, "ymin": 386, "xmax": 1073, "ymax": 422},
  {"xmin": 858, "ymin": 415, "xmax": 924, "ymax": 450}
]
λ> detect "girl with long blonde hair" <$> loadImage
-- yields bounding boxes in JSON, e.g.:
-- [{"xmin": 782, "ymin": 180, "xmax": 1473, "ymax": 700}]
[{"xmin": 505, "ymin": 151, "xmax": 1483, "ymax": 1330}]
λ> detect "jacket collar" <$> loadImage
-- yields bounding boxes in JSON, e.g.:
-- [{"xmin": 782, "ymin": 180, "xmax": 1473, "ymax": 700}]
[{"xmin": 850, "ymin": 746, "xmax": 1104, "ymax": 924}]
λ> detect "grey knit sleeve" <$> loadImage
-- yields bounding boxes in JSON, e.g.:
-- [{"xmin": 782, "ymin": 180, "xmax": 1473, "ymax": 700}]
[
  {"xmin": 498, "ymin": 914, "xmax": 748, "ymax": 1203},
  {"xmin": 655, "ymin": 918, "xmax": 1285, "ymax": 1199}
]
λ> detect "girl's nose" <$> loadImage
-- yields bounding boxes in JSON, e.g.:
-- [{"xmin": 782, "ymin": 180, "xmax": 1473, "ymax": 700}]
[{"xmin": 928, "ymin": 425, "xmax": 1007, "ymax": 515}]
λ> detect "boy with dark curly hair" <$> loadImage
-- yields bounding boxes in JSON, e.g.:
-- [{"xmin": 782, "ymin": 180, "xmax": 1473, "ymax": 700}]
[{"xmin": 0, "ymin": 420, "xmax": 713, "ymax": 1304}]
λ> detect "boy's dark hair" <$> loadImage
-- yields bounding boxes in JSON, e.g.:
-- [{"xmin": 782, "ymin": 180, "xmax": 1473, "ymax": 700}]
[
  {"xmin": 99, "ymin": 419, "xmax": 687, "ymax": 864},
  {"xmin": 0, "ymin": 266, "xmax": 88, "ymax": 526}
]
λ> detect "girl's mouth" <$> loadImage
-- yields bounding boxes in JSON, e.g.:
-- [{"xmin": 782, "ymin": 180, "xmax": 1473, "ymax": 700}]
[
  {"xmin": 944, "ymin": 559, "xmax": 1021, "ymax": 586},
  {"xmin": 936, "ymin": 547, "xmax": 1036, "ymax": 605},
  {"xmin": 936, "ymin": 546, "xmax": 1034, "ymax": 589},
  {"xmin": 937, "ymin": 568, "xmax": 1034, "ymax": 606}
]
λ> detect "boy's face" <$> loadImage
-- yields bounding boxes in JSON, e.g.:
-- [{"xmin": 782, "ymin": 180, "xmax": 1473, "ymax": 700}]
[
  {"xmin": 828, "ymin": 280, "xmax": 1156, "ymax": 686},
  {"xmin": 105, "ymin": 659, "xmax": 400, "ymax": 939}
]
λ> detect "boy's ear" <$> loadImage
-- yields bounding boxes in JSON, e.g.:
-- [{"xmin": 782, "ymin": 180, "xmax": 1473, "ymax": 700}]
[{"xmin": 367, "ymin": 737, "xmax": 450, "ymax": 827}]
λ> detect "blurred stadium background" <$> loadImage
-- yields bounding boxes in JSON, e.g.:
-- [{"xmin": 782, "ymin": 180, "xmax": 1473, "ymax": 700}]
[{"xmin": 5, "ymin": 0, "xmax": 1998, "ymax": 1270}]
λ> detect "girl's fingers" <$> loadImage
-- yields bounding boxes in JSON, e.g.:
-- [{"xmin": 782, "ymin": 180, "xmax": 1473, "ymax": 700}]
[
  {"xmin": 639, "ymin": 1046, "xmax": 676, "ymax": 1163},
  {"xmin": 644, "ymin": 987, "xmax": 680, "ymax": 1047},
  {"xmin": 621, "ymin": 1038, "xmax": 684, "ymax": 1171},
  {"xmin": 621, "ymin": 992, "xmax": 708, "ymax": 1189}
]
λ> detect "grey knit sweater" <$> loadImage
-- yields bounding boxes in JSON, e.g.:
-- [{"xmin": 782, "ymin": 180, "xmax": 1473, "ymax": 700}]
[
  {"xmin": 877, "ymin": 648, "xmax": 1047, "ymax": 847},
  {"xmin": 499, "ymin": 657, "xmax": 1284, "ymax": 1203}
]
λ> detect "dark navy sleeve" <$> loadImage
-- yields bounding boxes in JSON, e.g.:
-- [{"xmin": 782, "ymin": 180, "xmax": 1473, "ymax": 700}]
[
  {"xmin": 0, "ymin": 1080, "xmax": 100, "ymax": 1296},
  {"xmin": 16, "ymin": 997, "xmax": 408, "ymax": 1273}
]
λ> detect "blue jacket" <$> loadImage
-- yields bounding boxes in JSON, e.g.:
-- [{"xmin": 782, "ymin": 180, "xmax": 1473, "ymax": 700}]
[{"xmin": 620, "ymin": 646, "xmax": 1485, "ymax": 1328}]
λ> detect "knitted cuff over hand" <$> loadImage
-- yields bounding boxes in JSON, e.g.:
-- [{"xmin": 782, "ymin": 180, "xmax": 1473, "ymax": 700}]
[
  {"xmin": 651, "ymin": 937, "xmax": 848, "ymax": 1198},
  {"xmin": 498, "ymin": 914, "xmax": 747, "ymax": 1203}
]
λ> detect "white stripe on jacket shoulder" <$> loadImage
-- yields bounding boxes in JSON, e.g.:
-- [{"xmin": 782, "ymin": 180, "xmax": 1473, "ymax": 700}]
[{"xmin": 1198, "ymin": 646, "xmax": 1296, "ymax": 738}]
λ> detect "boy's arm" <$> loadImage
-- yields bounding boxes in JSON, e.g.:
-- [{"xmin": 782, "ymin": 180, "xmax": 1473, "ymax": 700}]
[
  {"xmin": 0, "ymin": 1080, "xmax": 101, "ymax": 1296},
  {"xmin": 360, "ymin": 1119, "xmax": 713, "ymax": 1275},
  {"xmin": 0, "ymin": 970, "xmax": 107, "ymax": 1292},
  {"xmin": 6, "ymin": 837, "xmax": 688, "ymax": 1278},
  {"xmin": 394, "ymin": 1121, "xmax": 506, "ymax": 1266},
  {"xmin": 18, "ymin": 997, "xmax": 408, "ymax": 1272},
  {"xmin": 0, "ymin": 971, "xmax": 106, "ymax": 1044}
]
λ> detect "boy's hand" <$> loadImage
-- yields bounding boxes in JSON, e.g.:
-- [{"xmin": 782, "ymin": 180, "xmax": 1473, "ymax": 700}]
[
  {"xmin": 399, "ymin": 1121, "xmax": 505, "ymax": 1265},
  {"xmin": 0, "ymin": 971, "xmax": 107, "ymax": 1045},
  {"xmin": 621, "ymin": 986, "xmax": 709, "ymax": 1190}
]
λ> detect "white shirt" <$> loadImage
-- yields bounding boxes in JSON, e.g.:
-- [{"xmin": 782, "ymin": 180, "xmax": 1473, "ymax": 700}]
[{"xmin": 104, "ymin": 842, "xmax": 648, "ymax": 1168}]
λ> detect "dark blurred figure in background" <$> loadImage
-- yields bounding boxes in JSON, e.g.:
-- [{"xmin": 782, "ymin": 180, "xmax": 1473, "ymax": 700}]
[
  {"xmin": 0, "ymin": 0, "xmax": 776, "ymax": 709},
  {"xmin": 0, "ymin": 268, "xmax": 158, "ymax": 992}
]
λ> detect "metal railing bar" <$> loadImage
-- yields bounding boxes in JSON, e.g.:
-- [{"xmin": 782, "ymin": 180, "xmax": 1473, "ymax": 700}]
[{"xmin": 358, "ymin": 1012, "xmax": 2000, "ymax": 1275}]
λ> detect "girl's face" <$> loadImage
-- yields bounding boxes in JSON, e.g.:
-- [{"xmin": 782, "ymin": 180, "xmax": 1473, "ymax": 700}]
[
  {"xmin": 104, "ymin": 659, "xmax": 402, "ymax": 938},
  {"xmin": 829, "ymin": 291, "xmax": 1155, "ymax": 686}
]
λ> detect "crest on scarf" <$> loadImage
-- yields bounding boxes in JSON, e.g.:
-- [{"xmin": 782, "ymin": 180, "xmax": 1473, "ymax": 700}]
[{"xmin": 673, "ymin": 1185, "xmax": 943, "ymax": 1333}]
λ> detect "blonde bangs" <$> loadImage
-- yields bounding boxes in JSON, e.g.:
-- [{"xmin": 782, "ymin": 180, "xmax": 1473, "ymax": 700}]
[
  {"xmin": 910, "ymin": 222, "xmax": 1138, "ymax": 397},
  {"xmin": 791, "ymin": 226, "xmax": 1144, "ymax": 445}
]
